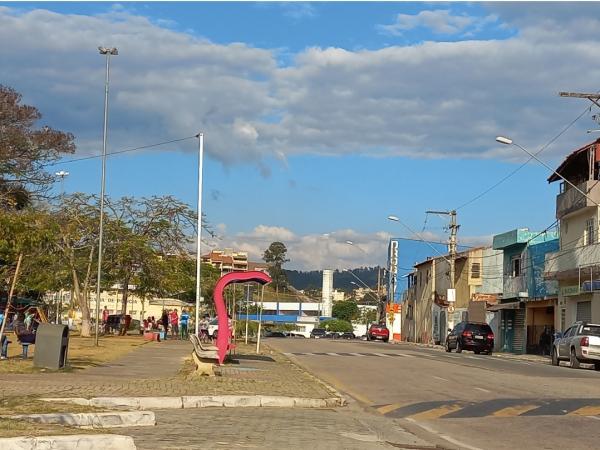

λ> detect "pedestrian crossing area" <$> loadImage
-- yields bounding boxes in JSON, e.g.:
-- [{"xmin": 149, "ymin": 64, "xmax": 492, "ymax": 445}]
[
  {"xmin": 374, "ymin": 398, "xmax": 600, "ymax": 420},
  {"xmin": 283, "ymin": 351, "xmax": 415, "ymax": 358}
]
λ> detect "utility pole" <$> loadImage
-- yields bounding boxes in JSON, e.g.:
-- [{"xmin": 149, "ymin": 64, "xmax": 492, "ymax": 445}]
[{"xmin": 426, "ymin": 210, "xmax": 459, "ymax": 328}]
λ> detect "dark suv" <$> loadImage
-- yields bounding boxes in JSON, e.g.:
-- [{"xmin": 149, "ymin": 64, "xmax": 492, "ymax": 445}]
[
  {"xmin": 310, "ymin": 328, "xmax": 327, "ymax": 339},
  {"xmin": 446, "ymin": 321, "xmax": 494, "ymax": 355}
]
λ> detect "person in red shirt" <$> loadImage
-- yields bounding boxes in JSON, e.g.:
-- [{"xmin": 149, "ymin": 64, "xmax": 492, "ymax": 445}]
[{"xmin": 170, "ymin": 309, "xmax": 179, "ymax": 339}]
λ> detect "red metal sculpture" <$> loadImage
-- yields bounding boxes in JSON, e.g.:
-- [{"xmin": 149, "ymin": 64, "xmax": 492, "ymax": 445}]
[{"xmin": 213, "ymin": 270, "xmax": 272, "ymax": 364}]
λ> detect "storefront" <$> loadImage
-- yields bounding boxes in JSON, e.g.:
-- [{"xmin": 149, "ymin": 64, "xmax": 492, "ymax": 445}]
[{"xmin": 525, "ymin": 299, "xmax": 555, "ymax": 354}]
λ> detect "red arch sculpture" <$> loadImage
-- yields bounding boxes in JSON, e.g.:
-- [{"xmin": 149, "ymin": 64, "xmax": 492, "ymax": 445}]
[{"xmin": 213, "ymin": 270, "xmax": 272, "ymax": 364}]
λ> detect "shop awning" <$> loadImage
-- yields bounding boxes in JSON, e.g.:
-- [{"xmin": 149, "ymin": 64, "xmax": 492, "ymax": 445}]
[{"xmin": 487, "ymin": 301, "xmax": 521, "ymax": 312}]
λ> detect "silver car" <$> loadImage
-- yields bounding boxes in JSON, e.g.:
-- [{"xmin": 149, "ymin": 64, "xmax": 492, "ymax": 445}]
[{"xmin": 552, "ymin": 322, "xmax": 600, "ymax": 370}]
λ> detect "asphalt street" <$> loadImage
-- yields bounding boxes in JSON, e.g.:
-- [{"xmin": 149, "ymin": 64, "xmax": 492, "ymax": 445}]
[{"xmin": 266, "ymin": 337, "xmax": 600, "ymax": 450}]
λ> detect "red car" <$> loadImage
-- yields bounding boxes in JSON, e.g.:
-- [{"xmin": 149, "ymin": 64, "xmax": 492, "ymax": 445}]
[{"xmin": 368, "ymin": 323, "xmax": 390, "ymax": 342}]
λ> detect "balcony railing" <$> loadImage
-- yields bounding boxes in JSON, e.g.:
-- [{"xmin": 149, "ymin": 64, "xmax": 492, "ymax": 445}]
[
  {"xmin": 545, "ymin": 243, "xmax": 600, "ymax": 279},
  {"xmin": 556, "ymin": 180, "xmax": 600, "ymax": 219},
  {"xmin": 503, "ymin": 275, "xmax": 527, "ymax": 298}
]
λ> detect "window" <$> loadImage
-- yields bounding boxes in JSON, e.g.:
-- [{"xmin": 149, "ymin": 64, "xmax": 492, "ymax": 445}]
[
  {"xmin": 511, "ymin": 256, "xmax": 521, "ymax": 277},
  {"xmin": 471, "ymin": 262, "xmax": 481, "ymax": 279},
  {"xmin": 585, "ymin": 218, "xmax": 596, "ymax": 246}
]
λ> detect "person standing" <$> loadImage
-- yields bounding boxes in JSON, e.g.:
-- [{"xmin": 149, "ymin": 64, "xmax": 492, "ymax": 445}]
[
  {"xmin": 179, "ymin": 309, "xmax": 189, "ymax": 339},
  {"xmin": 170, "ymin": 309, "xmax": 179, "ymax": 339},
  {"xmin": 102, "ymin": 306, "xmax": 110, "ymax": 334},
  {"xmin": 161, "ymin": 309, "xmax": 169, "ymax": 340}
]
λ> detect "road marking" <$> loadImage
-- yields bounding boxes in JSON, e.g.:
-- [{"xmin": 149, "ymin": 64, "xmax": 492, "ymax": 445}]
[
  {"xmin": 376, "ymin": 403, "xmax": 406, "ymax": 415},
  {"xmin": 439, "ymin": 434, "xmax": 484, "ymax": 450},
  {"xmin": 326, "ymin": 352, "xmax": 339, "ymax": 356},
  {"xmin": 348, "ymin": 352, "xmax": 366, "ymax": 357},
  {"xmin": 569, "ymin": 405, "xmax": 600, "ymax": 416},
  {"xmin": 372, "ymin": 352, "xmax": 392, "ymax": 358},
  {"xmin": 405, "ymin": 418, "xmax": 484, "ymax": 450},
  {"xmin": 408, "ymin": 403, "xmax": 463, "ymax": 421},
  {"xmin": 586, "ymin": 415, "xmax": 600, "ymax": 420},
  {"xmin": 492, "ymin": 404, "xmax": 539, "ymax": 417},
  {"xmin": 432, "ymin": 376, "xmax": 449, "ymax": 382},
  {"xmin": 474, "ymin": 387, "xmax": 491, "ymax": 393}
]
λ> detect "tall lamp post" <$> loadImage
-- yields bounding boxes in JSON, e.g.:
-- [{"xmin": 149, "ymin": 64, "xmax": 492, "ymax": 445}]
[
  {"xmin": 195, "ymin": 133, "xmax": 204, "ymax": 336},
  {"xmin": 95, "ymin": 46, "xmax": 118, "ymax": 346},
  {"xmin": 55, "ymin": 170, "xmax": 69, "ymax": 324}
]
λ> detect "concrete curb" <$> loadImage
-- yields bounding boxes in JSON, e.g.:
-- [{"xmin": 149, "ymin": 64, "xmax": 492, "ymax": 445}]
[
  {"xmin": 42, "ymin": 395, "xmax": 344, "ymax": 410},
  {"xmin": 0, "ymin": 434, "xmax": 136, "ymax": 450},
  {"xmin": 5, "ymin": 411, "xmax": 155, "ymax": 428}
]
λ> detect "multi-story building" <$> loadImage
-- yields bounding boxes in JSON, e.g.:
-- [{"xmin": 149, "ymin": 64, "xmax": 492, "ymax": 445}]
[
  {"xmin": 201, "ymin": 249, "xmax": 249, "ymax": 272},
  {"xmin": 402, "ymin": 247, "xmax": 486, "ymax": 344},
  {"xmin": 492, "ymin": 228, "xmax": 559, "ymax": 354},
  {"xmin": 545, "ymin": 138, "xmax": 600, "ymax": 330}
]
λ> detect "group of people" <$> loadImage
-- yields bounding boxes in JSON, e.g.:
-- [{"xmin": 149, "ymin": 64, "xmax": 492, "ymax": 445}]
[
  {"xmin": 143, "ymin": 308, "xmax": 190, "ymax": 340},
  {"xmin": 0, "ymin": 308, "xmax": 40, "ymax": 360}
]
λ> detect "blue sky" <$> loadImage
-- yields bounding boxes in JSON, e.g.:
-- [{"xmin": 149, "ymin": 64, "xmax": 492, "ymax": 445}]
[{"xmin": 2, "ymin": 2, "xmax": 599, "ymax": 270}]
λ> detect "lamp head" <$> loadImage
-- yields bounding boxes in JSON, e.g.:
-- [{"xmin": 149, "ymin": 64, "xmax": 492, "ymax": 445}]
[
  {"xmin": 495, "ymin": 136, "xmax": 513, "ymax": 145},
  {"xmin": 387, "ymin": 215, "xmax": 400, "ymax": 222}
]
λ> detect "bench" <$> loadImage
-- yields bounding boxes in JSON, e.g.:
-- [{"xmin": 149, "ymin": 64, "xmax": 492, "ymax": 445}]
[{"xmin": 189, "ymin": 334, "xmax": 219, "ymax": 376}]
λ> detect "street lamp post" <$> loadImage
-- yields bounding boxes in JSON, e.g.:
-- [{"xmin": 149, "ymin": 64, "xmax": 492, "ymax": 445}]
[
  {"xmin": 496, "ymin": 136, "xmax": 600, "ymax": 207},
  {"xmin": 95, "ymin": 46, "xmax": 117, "ymax": 346},
  {"xmin": 55, "ymin": 170, "xmax": 69, "ymax": 324},
  {"xmin": 195, "ymin": 133, "xmax": 204, "ymax": 336}
]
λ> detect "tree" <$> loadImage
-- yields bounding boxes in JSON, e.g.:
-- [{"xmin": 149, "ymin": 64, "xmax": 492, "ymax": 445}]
[
  {"xmin": 0, "ymin": 85, "xmax": 75, "ymax": 209},
  {"xmin": 332, "ymin": 300, "xmax": 359, "ymax": 322},
  {"xmin": 102, "ymin": 196, "xmax": 197, "ymax": 333},
  {"xmin": 263, "ymin": 241, "xmax": 289, "ymax": 292},
  {"xmin": 319, "ymin": 319, "xmax": 353, "ymax": 333}
]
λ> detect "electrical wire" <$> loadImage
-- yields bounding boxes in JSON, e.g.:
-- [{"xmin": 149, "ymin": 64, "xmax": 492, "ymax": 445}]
[
  {"xmin": 46, "ymin": 135, "xmax": 197, "ymax": 167},
  {"xmin": 455, "ymin": 104, "xmax": 593, "ymax": 211}
]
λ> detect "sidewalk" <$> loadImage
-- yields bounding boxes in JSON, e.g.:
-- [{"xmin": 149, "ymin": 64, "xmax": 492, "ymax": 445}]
[{"xmin": 0, "ymin": 340, "xmax": 334, "ymax": 400}]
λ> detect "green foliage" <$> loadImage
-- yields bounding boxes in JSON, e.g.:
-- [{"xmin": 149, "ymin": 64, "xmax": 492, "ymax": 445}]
[
  {"xmin": 357, "ymin": 308, "xmax": 378, "ymax": 324},
  {"xmin": 332, "ymin": 300, "xmax": 360, "ymax": 322},
  {"xmin": 0, "ymin": 84, "xmax": 75, "ymax": 209},
  {"xmin": 235, "ymin": 319, "xmax": 258, "ymax": 337},
  {"xmin": 319, "ymin": 319, "xmax": 353, "ymax": 332},
  {"xmin": 263, "ymin": 241, "xmax": 289, "ymax": 291}
]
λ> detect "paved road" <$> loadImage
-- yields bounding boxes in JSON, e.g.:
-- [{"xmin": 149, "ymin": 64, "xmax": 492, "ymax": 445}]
[{"xmin": 266, "ymin": 338, "xmax": 600, "ymax": 450}]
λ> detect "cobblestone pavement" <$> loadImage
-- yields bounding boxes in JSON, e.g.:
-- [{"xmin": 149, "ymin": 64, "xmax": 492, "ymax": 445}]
[
  {"xmin": 127, "ymin": 407, "xmax": 432, "ymax": 450},
  {"xmin": 0, "ymin": 340, "xmax": 333, "ymax": 400}
]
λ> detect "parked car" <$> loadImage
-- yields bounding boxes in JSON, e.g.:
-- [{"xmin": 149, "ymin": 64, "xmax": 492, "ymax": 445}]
[
  {"xmin": 341, "ymin": 332, "xmax": 356, "ymax": 340},
  {"xmin": 552, "ymin": 322, "xmax": 600, "ymax": 370},
  {"xmin": 367, "ymin": 323, "xmax": 390, "ymax": 342},
  {"xmin": 310, "ymin": 328, "xmax": 327, "ymax": 339},
  {"xmin": 445, "ymin": 321, "xmax": 494, "ymax": 354},
  {"xmin": 265, "ymin": 330, "xmax": 287, "ymax": 338},
  {"xmin": 289, "ymin": 331, "xmax": 310, "ymax": 338}
]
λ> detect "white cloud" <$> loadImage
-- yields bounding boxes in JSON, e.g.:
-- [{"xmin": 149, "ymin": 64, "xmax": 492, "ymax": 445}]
[
  {"xmin": 1, "ymin": 5, "xmax": 600, "ymax": 169},
  {"xmin": 280, "ymin": 3, "xmax": 317, "ymax": 19},
  {"xmin": 207, "ymin": 226, "xmax": 494, "ymax": 271},
  {"xmin": 378, "ymin": 10, "xmax": 477, "ymax": 36}
]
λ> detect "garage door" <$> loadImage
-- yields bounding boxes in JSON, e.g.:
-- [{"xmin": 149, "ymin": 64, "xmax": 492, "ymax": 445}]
[{"xmin": 576, "ymin": 301, "xmax": 592, "ymax": 322}]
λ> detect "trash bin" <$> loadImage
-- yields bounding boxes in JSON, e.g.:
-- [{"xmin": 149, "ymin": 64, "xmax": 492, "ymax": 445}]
[{"xmin": 33, "ymin": 324, "xmax": 69, "ymax": 370}]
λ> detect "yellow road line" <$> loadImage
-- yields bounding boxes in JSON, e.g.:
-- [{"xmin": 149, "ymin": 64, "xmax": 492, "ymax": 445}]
[
  {"xmin": 408, "ymin": 403, "xmax": 463, "ymax": 421},
  {"xmin": 569, "ymin": 405, "xmax": 600, "ymax": 416},
  {"xmin": 376, "ymin": 403, "xmax": 406, "ymax": 415},
  {"xmin": 492, "ymin": 404, "xmax": 538, "ymax": 417}
]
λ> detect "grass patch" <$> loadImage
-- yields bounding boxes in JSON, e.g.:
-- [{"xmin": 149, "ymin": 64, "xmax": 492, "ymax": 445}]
[
  {"xmin": 0, "ymin": 334, "xmax": 147, "ymax": 374},
  {"xmin": 0, "ymin": 397, "xmax": 103, "ymax": 416}
]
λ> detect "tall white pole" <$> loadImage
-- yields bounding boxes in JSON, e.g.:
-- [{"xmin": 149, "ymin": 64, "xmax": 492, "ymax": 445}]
[
  {"xmin": 95, "ymin": 48, "xmax": 115, "ymax": 346},
  {"xmin": 195, "ymin": 133, "xmax": 204, "ymax": 336}
]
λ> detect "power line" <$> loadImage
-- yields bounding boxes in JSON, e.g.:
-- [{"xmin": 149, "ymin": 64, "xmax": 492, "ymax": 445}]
[
  {"xmin": 455, "ymin": 104, "xmax": 592, "ymax": 211},
  {"xmin": 46, "ymin": 135, "xmax": 197, "ymax": 167}
]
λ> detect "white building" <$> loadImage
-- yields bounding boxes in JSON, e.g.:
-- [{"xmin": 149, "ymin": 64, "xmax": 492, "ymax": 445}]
[{"xmin": 322, "ymin": 269, "xmax": 333, "ymax": 317}]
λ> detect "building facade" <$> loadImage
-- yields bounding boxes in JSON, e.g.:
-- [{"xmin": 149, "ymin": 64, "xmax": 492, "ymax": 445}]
[
  {"xmin": 545, "ymin": 138, "xmax": 600, "ymax": 331},
  {"xmin": 492, "ymin": 228, "xmax": 559, "ymax": 354}
]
